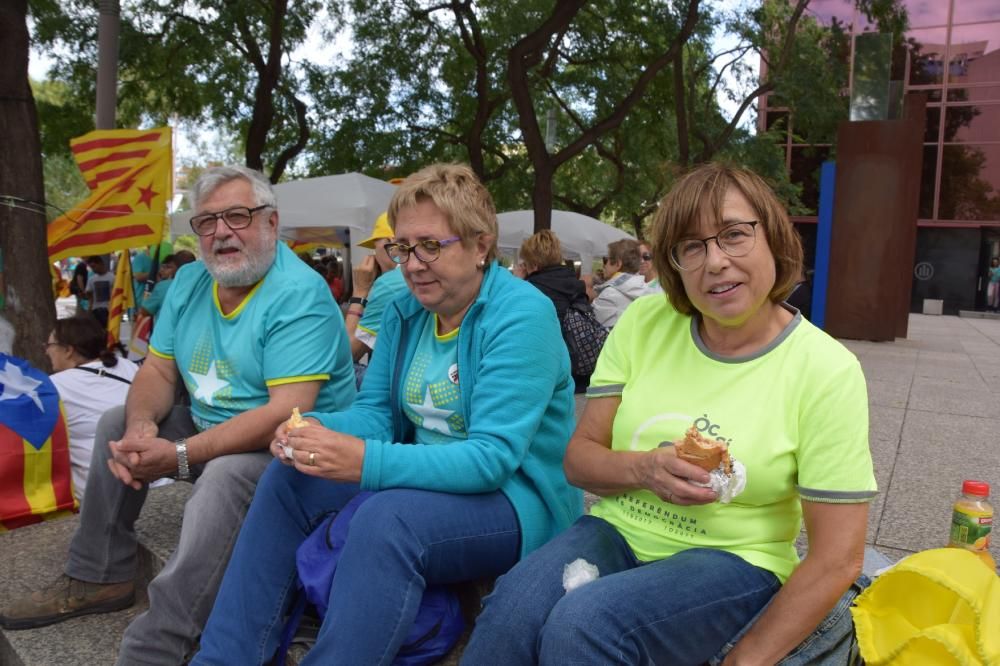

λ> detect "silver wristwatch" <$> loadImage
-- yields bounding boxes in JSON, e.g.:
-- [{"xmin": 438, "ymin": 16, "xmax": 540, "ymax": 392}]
[{"xmin": 174, "ymin": 438, "xmax": 191, "ymax": 480}]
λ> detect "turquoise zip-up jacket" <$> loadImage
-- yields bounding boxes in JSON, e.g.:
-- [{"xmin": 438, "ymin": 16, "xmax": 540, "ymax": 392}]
[{"xmin": 310, "ymin": 262, "xmax": 583, "ymax": 556}]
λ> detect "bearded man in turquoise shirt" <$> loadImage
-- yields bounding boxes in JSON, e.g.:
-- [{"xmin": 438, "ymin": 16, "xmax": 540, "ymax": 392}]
[{"xmin": 0, "ymin": 166, "xmax": 357, "ymax": 666}]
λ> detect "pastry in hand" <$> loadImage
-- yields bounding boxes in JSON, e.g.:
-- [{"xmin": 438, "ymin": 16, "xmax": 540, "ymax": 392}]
[
  {"xmin": 281, "ymin": 407, "xmax": 308, "ymax": 459},
  {"xmin": 287, "ymin": 407, "xmax": 308, "ymax": 430},
  {"xmin": 674, "ymin": 425, "xmax": 745, "ymax": 503},
  {"xmin": 676, "ymin": 426, "xmax": 732, "ymax": 475}
]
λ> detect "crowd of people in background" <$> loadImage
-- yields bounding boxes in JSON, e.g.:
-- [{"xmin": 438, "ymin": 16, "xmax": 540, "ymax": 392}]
[{"xmin": 1, "ymin": 160, "xmax": 875, "ymax": 666}]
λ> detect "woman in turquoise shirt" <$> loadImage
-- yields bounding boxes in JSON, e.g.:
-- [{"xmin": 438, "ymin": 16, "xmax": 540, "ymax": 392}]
[{"xmin": 192, "ymin": 163, "xmax": 582, "ymax": 665}]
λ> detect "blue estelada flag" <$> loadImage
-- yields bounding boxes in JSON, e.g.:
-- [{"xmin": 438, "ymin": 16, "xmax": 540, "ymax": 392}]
[{"xmin": 0, "ymin": 354, "xmax": 77, "ymax": 531}]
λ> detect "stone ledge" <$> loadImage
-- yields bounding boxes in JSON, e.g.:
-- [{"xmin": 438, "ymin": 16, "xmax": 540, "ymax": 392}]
[{"xmin": 0, "ymin": 483, "xmax": 188, "ymax": 666}]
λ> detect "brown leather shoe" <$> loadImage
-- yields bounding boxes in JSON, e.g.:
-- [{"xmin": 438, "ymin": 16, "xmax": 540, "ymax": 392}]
[{"xmin": 0, "ymin": 574, "xmax": 135, "ymax": 630}]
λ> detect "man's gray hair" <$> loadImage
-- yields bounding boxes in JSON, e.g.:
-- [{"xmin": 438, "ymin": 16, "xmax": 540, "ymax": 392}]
[{"xmin": 189, "ymin": 165, "xmax": 277, "ymax": 211}]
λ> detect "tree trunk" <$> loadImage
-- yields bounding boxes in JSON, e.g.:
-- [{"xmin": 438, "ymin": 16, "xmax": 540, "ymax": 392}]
[
  {"xmin": 530, "ymin": 162, "xmax": 555, "ymax": 231},
  {"xmin": 0, "ymin": 0, "xmax": 56, "ymax": 367}
]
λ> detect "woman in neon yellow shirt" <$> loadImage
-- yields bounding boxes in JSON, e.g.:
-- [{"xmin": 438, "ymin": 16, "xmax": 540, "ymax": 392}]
[{"xmin": 464, "ymin": 162, "xmax": 876, "ymax": 665}]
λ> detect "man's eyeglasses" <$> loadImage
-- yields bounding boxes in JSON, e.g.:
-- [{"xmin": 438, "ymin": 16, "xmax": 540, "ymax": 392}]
[
  {"xmin": 669, "ymin": 221, "xmax": 759, "ymax": 271},
  {"xmin": 384, "ymin": 236, "xmax": 462, "ymax": 264},
  {"xmin": 189, "ymin": 205, "xmax": 270, "ymax": 237}
]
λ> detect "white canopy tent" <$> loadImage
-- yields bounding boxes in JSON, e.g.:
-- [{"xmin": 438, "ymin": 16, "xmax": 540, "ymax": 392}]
[
  {"xmin": 169, "ymin": 172, "xmax": 397, "ymax": 270},
  {"xmin": 496, "ymin": 210, "xmax": 635, "ymax": 274}
]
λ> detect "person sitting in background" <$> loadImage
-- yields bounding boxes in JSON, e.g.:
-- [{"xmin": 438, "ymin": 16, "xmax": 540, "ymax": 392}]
[
  {"xmin": 45, "ymin": 317, "xmax": 140, "ymax": 502},
  {"xmin": 517, "ymin": 229, "xmax": 593, "ymax": 393},
  {"xmin": 638, "ymin": 240, "xmax": 662, "ymax": 292},
  {"xmin": 345, "ymin": 212, "xmax": 408, "ymax": 362},
  {"xmin": 191, "ymin": 163, "xmax": 581, "ymax": 665},
  {"xmin": 462, "ymin": 162, "xmax": 876, "ymax": 665},
  {"xmin": 139, "ymin": 251, "xmax": 197, "ymax": 318},
  {"xmin": 591, "ymin": 239, "xmax": 648, "ymax": 327}
]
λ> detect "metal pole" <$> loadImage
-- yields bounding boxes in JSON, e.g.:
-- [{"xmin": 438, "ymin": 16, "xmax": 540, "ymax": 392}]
[{"xmin": 95, "ymin": 0, "xmax": 120, "ymax": 129}]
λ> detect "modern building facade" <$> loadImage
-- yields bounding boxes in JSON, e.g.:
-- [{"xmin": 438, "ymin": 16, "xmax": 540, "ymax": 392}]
[{"xmin": 761, "ymin": 0, "xmax": 1000, "ymax": 314}]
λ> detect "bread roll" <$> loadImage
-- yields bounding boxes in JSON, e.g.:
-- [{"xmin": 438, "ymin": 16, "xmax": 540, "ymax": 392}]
[{"xmin": 676, "ymin": 426, "xmax": 732, "ymax": 474}]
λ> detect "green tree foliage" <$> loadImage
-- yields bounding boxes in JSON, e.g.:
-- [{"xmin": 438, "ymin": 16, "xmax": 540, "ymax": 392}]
[
  {"xmin": 29, "ymin": 0, "xmax": 333, "ymax": 182},
  {"xmin": 29, "ymin": 0, "xmax": 884, "ymax": 239}
]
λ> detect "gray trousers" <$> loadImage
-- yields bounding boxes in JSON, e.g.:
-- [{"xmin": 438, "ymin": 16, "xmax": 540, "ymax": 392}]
[{"xmin": 65, "ymin": 405, "xmax": 272, "ymax": 666}]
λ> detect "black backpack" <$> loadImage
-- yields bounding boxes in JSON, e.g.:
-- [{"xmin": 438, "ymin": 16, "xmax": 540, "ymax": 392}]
[{"xmin": 560, "ymin": 302, "xmax": 609, "ymax": 377}]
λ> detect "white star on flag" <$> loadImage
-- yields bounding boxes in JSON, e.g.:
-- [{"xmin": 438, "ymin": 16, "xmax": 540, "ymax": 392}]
[
  {"xmin": 188, "ymin": 361, "xmax": 230, "ymax": 406},
  {"xmin": 0, "ymin": 359, "xmax": 45, "ymax": 412},
  {"xmin": 410, "ymin": 387, "xmax": 454, "ymax": 435}
]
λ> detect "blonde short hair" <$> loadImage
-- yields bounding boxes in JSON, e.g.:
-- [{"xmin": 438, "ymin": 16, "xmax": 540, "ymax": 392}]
[
  {"xmin": 387, "ymin": 163, "xmax": 499, "ymax": 263},
  {"xmin": 519, "ymin": 229, "xmax": 564, "ymax": 269},
  {"xmin": 649, "ymin": 162, "xmax": 803, "ymax": 316}
]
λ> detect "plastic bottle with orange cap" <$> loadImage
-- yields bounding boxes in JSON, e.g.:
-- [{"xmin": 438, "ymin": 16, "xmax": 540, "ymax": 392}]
[{"xmin": 947, "ymin": 480, "xmax": 995, "ymax": 571}]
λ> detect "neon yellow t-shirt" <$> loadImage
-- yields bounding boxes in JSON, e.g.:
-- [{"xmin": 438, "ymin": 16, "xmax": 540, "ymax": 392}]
[{"xmin": 587, "ymin": 296, "xmax": 876, "ymax": 582}]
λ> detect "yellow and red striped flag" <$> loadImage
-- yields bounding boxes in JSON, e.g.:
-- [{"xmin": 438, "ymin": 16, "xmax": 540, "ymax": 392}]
[
  {"xmin": 107, "ymin": 250, "xmax": 135, "ymax": 347},
  {"xmin": 48, "ymin": 127, "xmax": 173, "ymax": 262},
  {"xmin": 0, "ymin": 354, "xmax": 77, "ymax": 532}
]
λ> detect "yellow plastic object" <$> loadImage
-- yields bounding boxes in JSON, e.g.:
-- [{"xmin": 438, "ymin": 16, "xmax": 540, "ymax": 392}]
[{"xmin": 851, "ymin": 548, "xmax": 999, "ymax": 665}]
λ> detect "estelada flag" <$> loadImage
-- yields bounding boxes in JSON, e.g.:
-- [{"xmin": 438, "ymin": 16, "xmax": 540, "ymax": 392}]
[
  {"xmin": 107, "ymin": 250, "xmax": 134, "ymax": 347},
  {"xmin": 0, "ymin": 354, "xmax": 77, "ymax": 532},
  {"xmin": 48, "ymin": 127, "xmax": 173, "ymax": 262}
]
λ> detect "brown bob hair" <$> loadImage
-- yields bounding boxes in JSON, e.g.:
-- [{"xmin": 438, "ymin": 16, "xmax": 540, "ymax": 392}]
[
  {"xmin": 648, "ymin": 162, "xmax": 803, "ymax": 316},
  {"xmin": 387, "ymin": 163, "xmax": 499, "ymax": 264}
]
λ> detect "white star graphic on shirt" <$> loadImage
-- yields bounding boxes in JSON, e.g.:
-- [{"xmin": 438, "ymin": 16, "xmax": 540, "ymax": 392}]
[
  {"xmin": 410, "ymin": 387, "xmax": 454, "ymax": 436},
  {"xmin": 0, "ymin": 359, "xmax": 44, "ymax": 412},
  {"xmin": 188, "ymin": 361, "xmax": 230, "ymax": 406}
]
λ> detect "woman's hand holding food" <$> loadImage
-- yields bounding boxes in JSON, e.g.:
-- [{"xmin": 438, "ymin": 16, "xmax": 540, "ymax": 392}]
[
  {"xmin": 637, "ymin": 444, "xmax": 717, "ymax": 506},
  {"xmin": 274, "ymin": 422, "xmax": 365, "ymax": 482}
]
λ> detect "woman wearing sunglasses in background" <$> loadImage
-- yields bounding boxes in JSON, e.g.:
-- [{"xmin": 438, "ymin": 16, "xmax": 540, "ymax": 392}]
[
  {"xmin": 192, "ymin": 163, "xmax": 582, "ymax": 665},
  {"xmin": 638, "ymin": 240, "xmax": 662, "ymax": 292}
]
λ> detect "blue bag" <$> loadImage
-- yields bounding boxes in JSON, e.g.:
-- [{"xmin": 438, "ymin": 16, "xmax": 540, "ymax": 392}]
[{"xmin": 277, "ymin": 491, "xmax": 465, "ymax": 665}]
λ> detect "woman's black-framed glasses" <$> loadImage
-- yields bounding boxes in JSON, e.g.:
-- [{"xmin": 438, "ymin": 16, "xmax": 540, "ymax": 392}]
[
  {"xmin": 669, "ymin": 221, "xmax": 759, "ymax": 271},
  {"xmin": 189, "ymin": 205, "xmax": 270, "ymax": 237},
  {"xmin": 384, "ymin": 236, "xmax": 462, "ymax": 264}
]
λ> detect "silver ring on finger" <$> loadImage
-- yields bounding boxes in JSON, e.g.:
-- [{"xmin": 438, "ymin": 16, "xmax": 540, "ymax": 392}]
[{"xmin": 308, "ymin": 451, "xmax": 316, "ymax": 466}]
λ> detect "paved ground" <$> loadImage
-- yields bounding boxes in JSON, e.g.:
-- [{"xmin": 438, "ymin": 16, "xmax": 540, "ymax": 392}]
[{"xmin": 842, "ymin": 314, "xmax": 1000, "ymax": 565}]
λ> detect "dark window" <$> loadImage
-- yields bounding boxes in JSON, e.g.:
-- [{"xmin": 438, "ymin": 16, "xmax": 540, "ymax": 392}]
[
  {"xmin": 907, "ymin": 28, "xmax": 948, "ymax": 86},
  {"xmin": 919, "ymin": 145, "xmax": 938, "ymax": 219},
  {"xmin": 789, "ymin": 146, "xmax": 832, "ymax": 215},
  {"xmin": 937, "ymin": 144, "xmax": 1000, "ymax": 221},
  {"xmin": 948, "ymin": 86, "xmax": 1000, "ymax": 102},
  {"xmin": 924, "ymin": 106, "xmax": 942, "ymax": 142},
  {"xmin": 944, "ymin": 104, "xmax": 997, "ymax": 142}
]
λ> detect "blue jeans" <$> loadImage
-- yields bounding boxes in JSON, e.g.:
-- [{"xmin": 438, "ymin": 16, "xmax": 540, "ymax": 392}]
[
  {"xmin": 191, "ymin": 460, "xmax": 521, "ymax": 665},
  {"xmin": 462, "ymin": 515, "xmax": 782, "ymax": 665}
]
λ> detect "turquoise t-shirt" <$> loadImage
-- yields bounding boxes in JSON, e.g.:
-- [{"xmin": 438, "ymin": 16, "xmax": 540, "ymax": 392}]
[
  {"xmin": 141, "ymin": 279, "xmax": 172, "ymax": 316},
  {"xmin": 587, "ymin": 296, "xmax": 876, "ymax": 582},
  {"xmin": 401, "ymin": 315, "xmax": 467, "ymax": 445},
  {"xmin": 132, "ymin": 250, "xmax": 152, "ymax": 301},
  {"xmin": 149, "ymin": 243, "xmax": 356, "ymax": 430},
  {"xmin": 356, "ymin": 268, "xmax": 408, "ymax": 350}
]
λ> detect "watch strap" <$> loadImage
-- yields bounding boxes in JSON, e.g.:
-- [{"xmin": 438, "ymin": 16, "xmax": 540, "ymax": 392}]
[
  {"xmin": 175, "ymin": 438, "xmax": 191, "ymax": 480},
  {"xmin": 348, "ymin": 296, "xmax": 369, "ymax": 307}
]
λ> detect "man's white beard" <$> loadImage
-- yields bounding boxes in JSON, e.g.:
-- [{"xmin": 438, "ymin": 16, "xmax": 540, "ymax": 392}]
[{"xmin": 204, "ymin": 235, "xmax": 277, "ymax": 287}]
